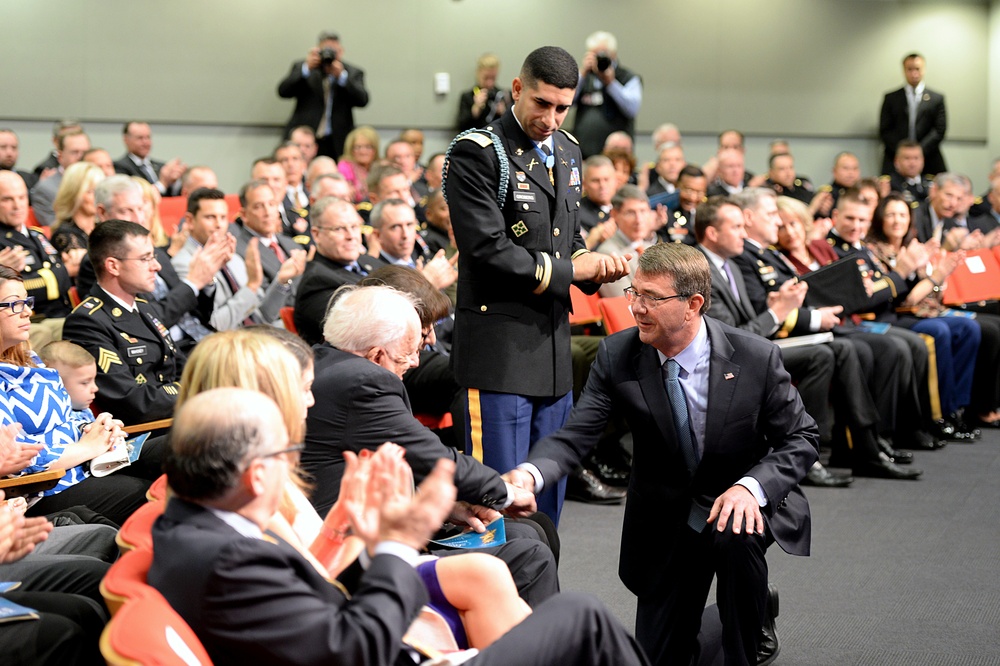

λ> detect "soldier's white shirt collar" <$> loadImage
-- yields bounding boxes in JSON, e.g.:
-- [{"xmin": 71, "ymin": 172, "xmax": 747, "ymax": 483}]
[{"xmin": 100, "ymin": 287, "xmax": 138, "ymax": 314}]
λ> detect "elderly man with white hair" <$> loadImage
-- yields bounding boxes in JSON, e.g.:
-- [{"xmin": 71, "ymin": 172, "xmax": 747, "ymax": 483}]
[{"xmin": 300, "ymin": 284, "xmax": 568, "ymax": 607}]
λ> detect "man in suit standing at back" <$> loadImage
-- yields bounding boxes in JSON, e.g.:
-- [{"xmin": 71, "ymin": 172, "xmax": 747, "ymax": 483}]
[
  {"xmin": 278, "ymin": 32, "xmax": 369, "ymax": 160},
  {"xmin": 507, "ymin": 242, "xmax": 818, "ymax": 666},
  {"xmin": 879, "ymin": 53, "xmax": 947, "ymax": 176}
]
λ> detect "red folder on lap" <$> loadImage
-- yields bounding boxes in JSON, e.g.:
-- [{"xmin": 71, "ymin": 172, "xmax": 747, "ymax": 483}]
[{"xmin": 943, "ymin": 249, "xmax": 1000, "ymax": 305}]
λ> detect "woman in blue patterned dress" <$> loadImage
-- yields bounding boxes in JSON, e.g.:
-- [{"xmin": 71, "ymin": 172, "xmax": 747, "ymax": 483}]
[{"xmin": 0, "ymin": 266, "xmax": 151, "ymax": 526}]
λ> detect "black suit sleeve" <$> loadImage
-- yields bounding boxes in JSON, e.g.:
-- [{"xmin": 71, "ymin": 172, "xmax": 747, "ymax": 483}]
[
  {"xmin": 921, "ymin": 95, "xmax": 946, "ymax": 156},
  {"xmin": 340, "ymin": 368, "xmax": 508, "ymax": 507},
  {"xmin": 204, "ymin": 539, "xmax": 427, "ymax": 665},
  {"xmin": 338, "ymin": 66, "xmax": 369, "ymax": 108},
  {"xmin": 277, "ymin": 61, "xmax": 312, "ymax": 99}
]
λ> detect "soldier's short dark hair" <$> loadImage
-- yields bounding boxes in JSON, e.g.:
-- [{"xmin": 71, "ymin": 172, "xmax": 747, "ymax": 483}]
[
  {"xmin": 678, "ymin": 164, "xmax": 705, "ymax": 182},
  {"xmin": 89, "ymin": 220, "xmax": 149, "ymax": 279},
  {"xmin": 520, "ymin": 46, "xmax": 578, "ymax": 90}
]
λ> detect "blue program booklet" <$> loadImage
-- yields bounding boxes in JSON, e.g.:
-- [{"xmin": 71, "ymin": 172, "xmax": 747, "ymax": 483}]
[
  {"xmin": 857, "ymin": 321, "xmax": 891, "ymax": 335},
  {"xmin": 0, "ymin": 585, "xmax": 39, "ymax": 623},
  {"xmin": 430, "ymin": 517, "xmax": 507, "ymax": 549}
]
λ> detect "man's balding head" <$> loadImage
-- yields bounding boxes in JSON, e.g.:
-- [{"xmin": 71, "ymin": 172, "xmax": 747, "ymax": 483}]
[{"xmin": 166, "ymin": 388, "xmax": 286, "ymax": 504}]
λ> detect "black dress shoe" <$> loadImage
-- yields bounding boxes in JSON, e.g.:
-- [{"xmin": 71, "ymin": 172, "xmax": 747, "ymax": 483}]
[
  {"xmin": 948, "ymin": 413, "xmax": 981, "ymax": 441},
  {"xmin": 903, "ymin": 429, "xmax": 945, "ymax": 451},
  {"xmin": 566, "ymin": 467, "xmax": 627, "ymax": 505},
  {"xmin": 854, "ymin": 454, "xmax": 923, "ymax": 480},
  {"xmin": 589, "ymin": 460, "xmax": 630, "ymax": 487},
  {"xmin": 932, "ymin": 419, "xmax": 957, "ymax": 440},
  {"xmin": 757, "ymin": 583, "xmax": 780, "ymax": 666},
  {"xmin": 802, "ymin": 463, "xmax": 853, "ymax": 488},
  {"xmin": 876, "ymin": 436, "xmax": 913, "ymax": 464}
]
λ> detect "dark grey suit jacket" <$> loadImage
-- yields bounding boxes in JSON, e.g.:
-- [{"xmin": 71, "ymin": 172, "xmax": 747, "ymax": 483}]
[
  {"xmin": 879, "ymin": 86, "xmax": 947, "ymax": 175},
  {"xmin": 148, "ymin": 498, "xmax": 426, "ymax": 666}
]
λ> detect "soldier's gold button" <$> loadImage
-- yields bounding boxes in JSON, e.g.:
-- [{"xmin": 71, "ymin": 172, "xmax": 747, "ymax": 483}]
[
  {"xmin": 522, "ymin": 204, "xmax": 529, "ymax": 210},
  {"xmin": 553, "ymin": 228, "xmax": 560, "ymax": 237},
  {"xmin": 480, "ymin": 305, "xmax": 488, "ymax": 312},
  {"xmin": 555, "ymin": 252, "xmax": 561, "ymax": 259},
  {"xmin": 42, "ymin": 261, "xmax": 50, "ymax": 268},
  {"xmin": 136, "ymin": 358, "xmax": 143, "ymax": 365}
]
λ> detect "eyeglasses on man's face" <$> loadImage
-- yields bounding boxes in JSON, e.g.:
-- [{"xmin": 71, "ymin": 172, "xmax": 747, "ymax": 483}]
[{"xmin": 623, "ymin": 287, "xmax": 690, "ymax": 308}]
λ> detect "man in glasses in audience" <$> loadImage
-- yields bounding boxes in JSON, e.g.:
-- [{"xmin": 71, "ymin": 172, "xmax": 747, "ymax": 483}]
[{"xmin": 63, "ymin": 220, "xmax": 185, "ymax": 423}]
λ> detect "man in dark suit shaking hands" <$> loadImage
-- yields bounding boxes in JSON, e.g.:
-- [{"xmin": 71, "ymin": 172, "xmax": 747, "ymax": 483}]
[
  {"xmin": 507, "ymin": 243, "xmax": 818, "ymax": 666},
  {"xmin": 879, "ymin": 53, "xmax": 947, "ymax": 176}
]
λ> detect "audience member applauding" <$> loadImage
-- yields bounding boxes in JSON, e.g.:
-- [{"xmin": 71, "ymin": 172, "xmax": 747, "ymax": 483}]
[
  {"xmin": 337, "ymin": 126, "xmax": 379, "ymax": 203},
  {"xmin": 1, "ymin": 266, "xmax": 157, "ymax": 525},
  {"xmin": 49, "ymin": 163, "xmax": 104, "ymax": 279},
  {"xmin": 868, "ymin": 193, "xmax": 988, "ymax": 439}
]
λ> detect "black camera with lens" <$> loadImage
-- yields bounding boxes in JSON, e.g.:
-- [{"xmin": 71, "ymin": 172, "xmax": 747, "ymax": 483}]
[
  {"xmin": 319, "ymin": 47, "xmax": 338, "ymax": 68},
  {"xmin": 595, "ymin": 52, "xmax": 612, "ymax": 72}
]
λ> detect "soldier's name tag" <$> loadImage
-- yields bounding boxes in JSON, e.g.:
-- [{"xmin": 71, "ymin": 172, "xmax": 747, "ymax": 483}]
[
  {"xmin": 513, "ymin": 192, "xmax": 536, "ymax": 203},
  {"xmin": 127, "ymin": 345, "xmax": 147, "ymax": 358},
  {"xmin": 22, "ymin": 253, "xmax": 36, "ymax": 266}
]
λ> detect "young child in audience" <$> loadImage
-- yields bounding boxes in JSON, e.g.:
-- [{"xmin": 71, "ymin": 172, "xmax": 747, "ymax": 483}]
[{"xmin": 38, "ymin": 341, "xmax": 99, "ymax": 426}]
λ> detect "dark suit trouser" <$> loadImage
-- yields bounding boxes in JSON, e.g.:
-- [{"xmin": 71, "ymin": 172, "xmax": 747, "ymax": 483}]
[
  {"xmin": 884, "ymin": 326, "xmax": 930, "ymax": 431},
  {"xmin": 828, "ymin": 338, "xmax": 882, "ymax": 431},
  {"xmin": 776, "ymin": 345, "xmax": 835, "ymax": 441},
  {"xmin": 473, "ymin": 591, "xmax": 650, "ymax": 666},
  {"xmin": 969, "ymin": 313, "xmax": 1000, "ymax": 415},
  {"xmin": 635, "ymin": 519, "xmax": 771, "ymax": 666},
  {"xmin": 2, "ymin": 591, "xmax": 104, "ymax": 666},
  {"xmin": 836, "ymin": 332, "xmax": 902, "ymax": 434}
]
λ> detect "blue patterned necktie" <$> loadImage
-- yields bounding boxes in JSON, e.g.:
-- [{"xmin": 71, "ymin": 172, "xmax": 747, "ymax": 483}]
[
  {"xmin": 664, "ymin": 358, "xmax": 708, "ymax": 531},
  {"xmin": 663, "ymin": 358, "xmax": 698, "ymax": 473}
]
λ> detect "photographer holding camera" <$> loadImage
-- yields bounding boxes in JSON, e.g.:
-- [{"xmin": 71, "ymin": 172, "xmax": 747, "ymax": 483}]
[
  {"xmin": 278, "ymin": 32, "xmax": 369, "ymax": 161},
  {"xmin": 574, "ymin": 31, "xmax": 643, "ymax": 158}
]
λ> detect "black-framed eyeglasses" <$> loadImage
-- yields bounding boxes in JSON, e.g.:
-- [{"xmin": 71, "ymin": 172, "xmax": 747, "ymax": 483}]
[
  {"xmin": 113, "ymin": 254, "xmax": 159, "ymax": 265},
  {"xmin": 0, "ymin": 297, "xmax": 34, "ymax": 314},
  {"xmin": 258, "ymin": 444, "xmax": 305, "ymax": 461},
  {"xmin": 623, "ymin": 287, "xmax": 690, "ymax": 307}
]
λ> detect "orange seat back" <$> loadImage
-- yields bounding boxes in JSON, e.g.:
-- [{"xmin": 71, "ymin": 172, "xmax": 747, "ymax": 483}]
[
  {"xmin": 100, "ymin": 547, "xmax": 155, "ymax": 616},
  {"xmin": 158, "ymin": 196, "xmax": 188, "ymax": 239},
  {"xmin": 147, "ymin": 473, "xmax": 170, "ymax": 501},
  {"xmin": 597, "ymin": 297, "xmax": 636, "ymax": 335},
  {"xmin": 100, "ymin": 587, "xmax": 213, "ymax": 666},
  {"xmin": 116, "ymin": 499, "xmax": 166, "ymax": 553},
  {"xmin": 280, "ymin": 306, "xmax": 298, "ymax": 334},
  {"xmin": 569, "ymin": 285, "xmax": 602, "ymax": 326}
]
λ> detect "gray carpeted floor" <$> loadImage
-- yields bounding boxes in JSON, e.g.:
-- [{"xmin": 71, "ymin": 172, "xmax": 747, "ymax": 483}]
[{"xmin": 557, "ymin": 429, "xmax": 1000, "ymax": 665}]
